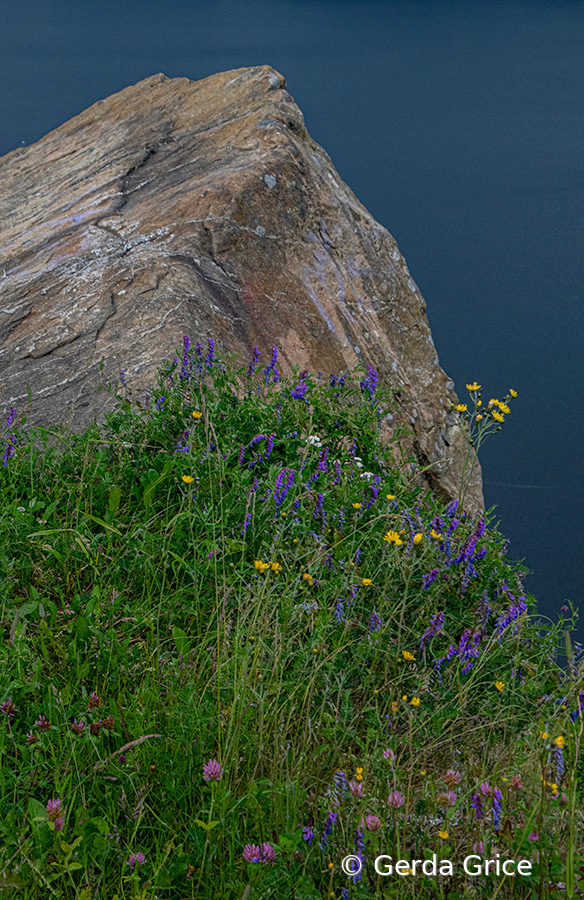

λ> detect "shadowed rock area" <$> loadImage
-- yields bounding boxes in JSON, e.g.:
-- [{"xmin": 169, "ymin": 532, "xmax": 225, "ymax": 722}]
[{"xmin": 0, "ymin": 66, "xmax": 482, "ymax": 510}]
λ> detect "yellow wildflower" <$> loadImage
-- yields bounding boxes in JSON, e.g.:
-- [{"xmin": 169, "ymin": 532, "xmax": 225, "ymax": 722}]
[
  {"xmin": 540, "ymin": 731, "xmax": 549, "ymax": 740},
  {"xmin": 402, "ymin": 651, "xmax": 416, "ymax": 661},
  {"xmin": 355, "ymin": 767, "xmax": 364, "ymax": 781},
  {"xmin": 402, "ymin": 695, "xmax": 408, "ymax": 701},
  {"xmin": 551, "ymin": 783, "xmax": 558, "ymax": 795},
  {"xmin": 430, "ymin": 529, "xmax": 442, "ymax": 540},
  {"xmin": 384, "ymin": 530, "xmax": 403, "ymax": 546},
  {"xmin": 293, "ymin": 538, "xmax": 298, "ymax": 543},
  {"xmin": 466, "ymin": 382, "xmax": 481, "ymax": 391},
  {"xmin": 492, "ymin": 410, "xmax": 505, "ymax": 423},
  {"xmin": 391, "ymin": 701, "xmax": 398, "ymax": 713},
  {"xmin": 476, "ymin": 399, "xmax": 482, "ymax": 407},
  {"xmin": 352, "ymin": 502, "xmax": 362, "ymax": 509},
  {"xmin": 421, "ymin": 769, "xmax": 427, "ymax": 776},
  {"xmin": 270, "ymin": 562, "xmax": 282, "ymax": 573},
  {"xmin": 254, "ymin": 560, "xmax": 270, "ymax": 572},
  {"xmin": 438, "ymin": 830, "xmax": 449, "ymax": 840},
  {"xmin": 455, "ymin": 403, "xmax": 468, "ymax": 412},
  {"xmin": 488, "ymin": 399, "xmax": 500, "ymax": 408},
  {"xmin": 386, "ymin": 493, "xmax": 396, "ymax": 500},
  {"xmin": 362, "ymin": 578, "xmax": 372, "ymax": 586},
  {"xmin": 302, "ymin": 572, "xmax": 314, "ymax": 583},
  {"xmin": 410, "ymin": 697, "xmax": 421, "ymax": 707},
  {"xmin": 499, "ymin": 402, "xmax": 510, "ymax": 414},
  {"xmin": 413, "ymin": 533, "xmax": 423, "ymax": 545},
  {"xmin": 191, "ymin": 410, "xmax": 203, "ymax": 419},
  {"xmin": 476, "ymin": 414, "xmax": 483, "ymax": 421},
  {"xmin": 495, "ymin": 681, "xmax": 505, "ymax": 692},
  {"xmin": 554, "ymin": 736, "xmax": 565, "ymax": 749},
  {"xmin": 181, "ymin": 475, "xmax": 194, "ymax": 484},
  {"xmin": 510, "ymin": 389, "xmax": 518, "ymax": 397}
]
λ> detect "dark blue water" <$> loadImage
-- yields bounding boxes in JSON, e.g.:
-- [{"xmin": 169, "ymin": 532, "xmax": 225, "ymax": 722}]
[{"xmin": 2, "ymin": 0, "xmax": 583, "ymax": 635}]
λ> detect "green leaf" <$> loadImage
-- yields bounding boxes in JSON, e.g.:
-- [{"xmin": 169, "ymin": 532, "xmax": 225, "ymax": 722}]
[
  {"xmin": 172, "ymin": 626, "xmax": 190, "ymax": 657},
  {"xmin": 195, "ymin": 819, "xmax": 220, "ymax": 831},
  {"xmin": 108, "ymin": 484, "xmax": 122, "ymax": 512},
  {"xmin": 74, "ymin": 616, "xmax": 92, "ymax": 643}
]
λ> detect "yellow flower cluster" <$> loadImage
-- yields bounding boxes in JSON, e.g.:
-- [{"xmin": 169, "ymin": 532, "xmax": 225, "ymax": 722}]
[
  {"xmin": 254, "ymin": 560, "xmax": 283, "ymax": 573},
  {"xmin": 384, "ymin": 530, "xmax": 403, "ymax": 546}
]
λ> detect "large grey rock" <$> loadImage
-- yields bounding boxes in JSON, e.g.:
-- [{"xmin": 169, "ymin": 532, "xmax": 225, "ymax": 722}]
[{"xmin": 0, "ymin": 66, "xmax": 482, "ymax": 510}]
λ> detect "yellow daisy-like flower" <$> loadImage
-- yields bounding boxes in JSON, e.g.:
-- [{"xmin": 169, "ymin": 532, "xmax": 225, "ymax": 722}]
[
  {"xmin": 495, "ymin": 681, "xmax": 505, "ymax": 692},
  {"xmin": 181, "ymin": 475, "xmax": 194, "ymax": 484},
  {"xmin": 455, "ymin": 403, "xmax": 468, "ymax": 412},
  {"xmin": 270, "ymin": 562, "xmax": 282, "ymax": 573},
  {"xmin": 402, "ymin": 651, "xmax": 416, "ymax": 661},
  {"xmin": 488, "ymin": 398, "xmax": 501, "ymax": 408},
  {"xmin": 302, "ymin": 572, "xmax": 314, "ymax": 583},
  {"xmin": 402, "ymin": 695, "xmax": 408, "ymax": 701},
  {"xmin": 510, "ymin": 389, "xmax": 518, "ymax": 398},
  {"xmin": 384, "ymin": 530, "xmax": 403, "ymax": 546},
  {"xmin": 352, "ymin": 502, "xmax": 362, "ymax": 509},
  {"xmin": 410, "ymin": 697, "xmax": 420, "ymax": 707},
  {"xmin": 476, "ymin": 414, "xmax": 483, "ymax": 421},
  {"xmin": 362, "ymin": 578, "xmax": 372, "ymax": 586},
  {"xmin": 492, "ymin": 410, "xmax": 505, "ymax": 423},
  {"xmin": 466, "ymin": 382, "xmax": 481, "ymax": 392},
  {"xmin": 476, "ymin": 399, "xmax": 482, "ymax": 407},
  {"xmin": 499, "ymin": 402, "xmax": 511, "ymax": 414},
  {"xmin": 554, "ymin": 735, "xmax": 565, "ymax": 749},
  {"xmin": 438, "ymin": 830, "xmax": 449, "ymax": 840},
  {"xmin": 254, "ymin": 560, "xmax": 270, "ymax": 573},
  {"xmin": 293, "ymin": 537, "xmax": 298, "ymax": 543},
  {"xmin": 192, "ymin": 410, "xmax": 203, "ymax": 419},
  {"xmin": 430, "ymin": 529, "xmax": 442, "ymax": 540},
  {"xmin": 386, "ymin": 494, "xmax": 396, "ymax": 500},
  {"xmin": 413, "ymin": 533, "xmax": 423, "ymax": 545}
]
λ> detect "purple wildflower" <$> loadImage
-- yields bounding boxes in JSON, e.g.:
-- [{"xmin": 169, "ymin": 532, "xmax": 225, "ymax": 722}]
[
  {"xmin": 422, "ymin": 569, "xmax": 439, "ymax": 589},
  {"xmin": 155, "ymin": 395, "xmax": 165, "ymax": 411},
  {"xmin": 319, "ymin": 811, "xmax": 338, "ymax": 848},
  {"xmin": 368, "ymin": 611, "xmax": 382, "ymax": 633},
  {"xmin": 46, "ymin": 798, "xmax": 62, "ymax": 820},
  {"xmin": 387, "ymin": 791, "xmax": 405, "ymax": 809},
  {"xmin": 263, "ymin": 346, "xmax": 280, "ymax": 385},
  {"xmin": 242, "ymin": 842, "xmax": 276, "ymax": 864},
  {"xmin": 528, "ymin": 831, "xmax": 539, "ymax": 842},
  {"xmin": 302, "ymin": 824, "xmax": 314, "ymax": 846},
  {"xmin": 471, "ymin": 793, "xmax": 484, "ymax": 820},
  {"xmin": 351, "ymin": 826, "xmax": 366, "ymax": 882},
  {"xmin": 554, "ymin": 745, "xmax": 564, "ymax": 781},
  {"xmin": 420, "ymin": 611, "xmax": 445, "ymax": 655},
  {"xmin": 205, "ymin": 337, "xmax": 215, "ymax": 368},
  {"xmin": 247, "ymin": 345, "xmax": 261, "ymax": 377},
  {"xmin": 348, "ymin": 780, "xmax": 365, "ymax": 798},
  {"xmin": 492, "ymin": 788, "xmax": 503, "ymax": 830},
  {"xmin": 383, "ymin": 749, "xmax": 395, "ymax": 762},
  {"xmin": 360, "ymin": 364, "xmax": 379, "ymax": 401},
  {"xmin": 290, "ymin": 379, "xmax": 309, "ymax": 402},
  {"xmin": 35, "ymin": 714, "xmax": 50, "ymax": 732},
  {"xmin": 126, "ymin": 851, "xmax": 146, "ymax": 870},
  {"xmin": 0, "ymin": 698, "xmax": 15, "ymax": 717},
  {"xmin": 363, "ymin": 815, "xmax": 381, "ymax": 832},
  {"xmin": 202, "ymin": 758, "xmax": 222, "ymax": 781},
  {"xmin": 334, "ymin": 598, "xmax": 344, "ymax": 623},
  {"xmin": 496, "ymin": 596, "xmax": 528, "ymax": 637},
  {"xmin": 180, "ymin": 335, "xmax": 192, "ymax": 380}
]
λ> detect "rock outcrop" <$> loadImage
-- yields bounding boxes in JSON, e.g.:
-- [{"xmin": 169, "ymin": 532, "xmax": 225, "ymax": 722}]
[{"xmin": 0, "ymin": 66, "xmax": 482, "ymax": 510}]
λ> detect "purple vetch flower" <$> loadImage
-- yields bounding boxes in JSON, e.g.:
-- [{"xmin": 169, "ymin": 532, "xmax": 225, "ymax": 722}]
[
  {"xmin": 471, "ymin": 793, "xmax": 484, "ymax": 820},
  {"xmin": 242, "ymin": 842, "xmax": 276, "ymax": 864},
  {"xmin": 333, "ymin": 770, "xmax": 348, "ymax": 796},
  {"xmin": 319, "ymin": 811, "xmax": 338, "ymax": 848},
  {"xmin": 180, "ymin": 335, "xmax": 192, "ymax": 380},
  {"xmin": 174, "ymin": 429, "xmax": 192, "ymax": 455},
  {"xmin": 333, "ymin": 459, "xmax": 342, "ymax": 485},
  {"xmin": 368, "ymin": 611, "xmax": 382, "ymax": 633},
  {"xmin": 351, "ymin": 827, "xmax": 366, "ymax": 882},
  {"xmin": 264, "ymin": 433, "xmax": 276, "ymax": 461},
  {"xmin": 202, "ymin": 758, "xmax": 223, "ymax": 781},
  {"xmin": 334, "ymin": 598, "xmax": 344, "ymax": 623},
  {"xmin": 422, "ymin": 569, "xmax": 440, "ymax": 589},
  {"xmin": 273, "ymin": 467, "xmax": 296, "ymax": 507},
  {"xmin": 492, "ymin": 788, "xmax": 503, "ymax": 830},
  {"xmin": 247, "ymin": 345, "xmax": 261, "ymax": 377},
  {"xmin": 0, "ymin": 697, "xmax": 15, "ymax": 717},
  {"xmin": 496, "ymin": 596, "xmax": 528, "ymax": 638},
  {"xmin": 420, "ymin": 611, "xmax": 445, "ymax": 655},
  {"xmin": 5, "ymin": 408, "xmax": 17, "ymax": 428},
  {"xmin": 365, "ymin": 475, "xmax": 381, "ymax": 509},
  {"xmin": 290, "ymin": 379, "xmax": 309, "ymax": 402},
  {"xmin": 2, "ymin": 438, "xmax": 16, "ymax": 467},
  {"xmin": 263, "ymin": 346, "xmax": 280, "ymax": 385},
  {"xmin": 313, "ymin": 493, "xmax": 326, "ymax": 525},
  {"xmin": 155, "ymin": 395, "xmax": 165, "ymax": 411},
  {"xmin": 238, "ymin": 445, "xmax": 245, "ymax": 465},
  {"xmin": 205, "ymin": 337, "xmax": 215, "ymax": 367},
  {"xmin": 119, "ymin": 369, "xmax": 128, "ymax": 387},
  {"xmin": 360, "ymin": 364, "xmax": 379, "ymax": 401},
  {"xmin": 240, "ymin": 512, "xmax": 252, "ymax": 536},
  {"xmin": 387, "ymin": 791, "xmax": 405, "ymax": 809},
  {"xmin": 126, "ymin": 851, "xmax": 146, "ymax": 870},
  {"xmin": 302, "ymin": 824, "xmax": 314, "ymax": 845}
]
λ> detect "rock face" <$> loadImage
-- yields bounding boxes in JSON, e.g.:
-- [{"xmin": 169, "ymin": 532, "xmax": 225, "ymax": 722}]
[{"xmin": 0, "ymin": 66, "xmax": 482, "ymax": 510}]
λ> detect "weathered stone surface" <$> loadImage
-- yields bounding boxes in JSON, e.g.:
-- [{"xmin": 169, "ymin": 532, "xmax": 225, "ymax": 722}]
[{"xmin": 0, "ymin": 66, "xmax": 482, "ymax": 510}]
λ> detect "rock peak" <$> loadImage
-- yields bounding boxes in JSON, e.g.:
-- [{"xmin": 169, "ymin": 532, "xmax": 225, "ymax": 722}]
[{"xmin": 0, "ymin": 67, "xmax": 482, "ymax": 510}]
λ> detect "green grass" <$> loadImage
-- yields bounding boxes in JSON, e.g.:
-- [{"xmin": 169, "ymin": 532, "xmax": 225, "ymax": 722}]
[{"xmin": 0, "ymin": 339, "xmax": 581, "ymax": 899}]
